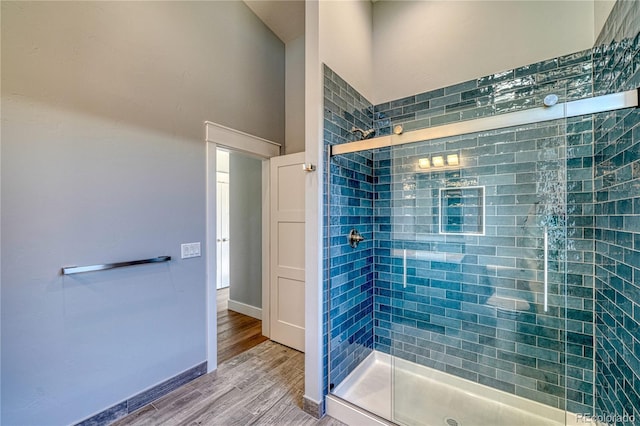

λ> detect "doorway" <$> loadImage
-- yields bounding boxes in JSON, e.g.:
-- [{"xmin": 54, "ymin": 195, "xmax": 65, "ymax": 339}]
[
  {"xmin": 216, "ymin": 149, "xmax": 230, "ymax": 291},
  {"xmin": 216, "ymin": 148, "xmax": 268, "ymax": 363},
  {"xmin": 205, "ymin": 121, "xmax": 281, "ymax": 372}
]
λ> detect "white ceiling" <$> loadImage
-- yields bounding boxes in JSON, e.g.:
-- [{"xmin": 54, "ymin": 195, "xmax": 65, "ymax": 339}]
[{"xmin": 243, "ymin": 0, "xmax": 305, "ymax": 44}]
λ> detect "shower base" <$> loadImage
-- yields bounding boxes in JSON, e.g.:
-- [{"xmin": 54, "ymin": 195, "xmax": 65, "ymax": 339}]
[{"xmin": 327, "ymin": 350, "xmax": 581, "ymax": 426}]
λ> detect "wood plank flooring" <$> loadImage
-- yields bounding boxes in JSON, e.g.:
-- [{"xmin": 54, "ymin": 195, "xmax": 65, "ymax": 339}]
[
  {"xmin": 217, "ymin": 288, "xmax": 269, "ymax": 364},
  {"xmin": 112, "ymin": 340, "xmax": 345, "ymax": 426}
]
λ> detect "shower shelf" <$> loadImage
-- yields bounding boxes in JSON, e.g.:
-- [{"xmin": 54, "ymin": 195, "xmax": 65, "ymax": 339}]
[{"xmin": 392, "ymin": 249, "xmax": 465, "ymax": 263}]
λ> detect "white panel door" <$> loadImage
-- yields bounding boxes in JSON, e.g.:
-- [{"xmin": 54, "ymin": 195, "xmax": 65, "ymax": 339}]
[{"xmin": 270, "ymin": 152, "xmax": 305, "ymax": 352}]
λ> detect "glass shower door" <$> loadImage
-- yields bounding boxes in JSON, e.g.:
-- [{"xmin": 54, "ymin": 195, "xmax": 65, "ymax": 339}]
[{"xmin": 387, "ymin": 114, "xmax": 572, "ymax": 425}]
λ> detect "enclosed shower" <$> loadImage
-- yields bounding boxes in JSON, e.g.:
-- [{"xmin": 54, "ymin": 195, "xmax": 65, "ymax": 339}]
[{"xmin": 323, "ymin": 8, "xmax": 640, "ymax": 424}]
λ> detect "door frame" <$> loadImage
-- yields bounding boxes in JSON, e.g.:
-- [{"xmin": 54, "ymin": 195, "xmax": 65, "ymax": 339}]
[{"xmin": 205, "ymin": 121, "xmax": 281, "ymax": 372}]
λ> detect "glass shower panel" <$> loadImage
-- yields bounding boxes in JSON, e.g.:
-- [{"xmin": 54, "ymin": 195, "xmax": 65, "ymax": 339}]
[
  {"xmin": 327, "ymin": 149, "xmax": 377, "ymax": 409},
  {"xmin": 387, "ymin": 117, "xmax": 569, "ymax": 425}
]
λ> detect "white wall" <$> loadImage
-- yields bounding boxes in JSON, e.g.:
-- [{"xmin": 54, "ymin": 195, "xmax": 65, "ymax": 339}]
[
  {"xmin": 594, "ymin": 0, "xmax": 617, "ymax": 41},
  {"xmin": 286, "ymin": 35, "xmax": 306, "ymax": 154},
  {"xmin": 319, "ymin": 0, "xmax": 374, "ymax": 102},
  {"xmin": 304, "ymin": 0, "xmax": 324, "ymax": 410},
  {"xmin": 0, "ymin": 2, "xmax": 284, "ymax": 424},
  {"xmin": 229, "ymin": 152, "xmax": 263, "ymax": 310},
  {"xmin": 372, "ymin": 0, "xmax": 596, "ymax": 103}
]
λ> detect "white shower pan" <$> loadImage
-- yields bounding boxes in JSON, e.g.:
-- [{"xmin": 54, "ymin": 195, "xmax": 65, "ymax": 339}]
[{"xmin": 327, "ymin": 351, "xmax": 583, "ymax": 426}]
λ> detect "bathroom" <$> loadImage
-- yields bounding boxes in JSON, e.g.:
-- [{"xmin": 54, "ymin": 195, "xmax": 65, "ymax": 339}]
[
  {"xmin": 2, "ymin": 1, "xmax": 639, "ymax": 425},
  {"xmin": 320, "ymin": 1, "xmax": 640, "ymax": 425}
]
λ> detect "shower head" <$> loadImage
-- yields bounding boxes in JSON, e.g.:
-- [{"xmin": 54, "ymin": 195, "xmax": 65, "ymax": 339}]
[{"xmin": 351, "ymin": 126, "xmax": 376, "ymax": 140}]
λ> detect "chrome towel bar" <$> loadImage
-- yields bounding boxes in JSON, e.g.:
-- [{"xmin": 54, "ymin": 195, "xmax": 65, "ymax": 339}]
[{"xmin": 62, "ymin": 256, "xmax": 171, "ymax": 275}]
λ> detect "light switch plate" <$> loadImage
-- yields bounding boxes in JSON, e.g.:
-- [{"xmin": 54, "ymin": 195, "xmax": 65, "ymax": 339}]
[{"xmin": 181, "ymin": 242, "xmax": 201, "ymax": 259}]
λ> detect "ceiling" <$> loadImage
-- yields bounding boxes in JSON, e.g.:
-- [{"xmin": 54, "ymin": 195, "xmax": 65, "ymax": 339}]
[{"xmin": 243, "ymin": 0, "xmax": 305, "ymax": 44}]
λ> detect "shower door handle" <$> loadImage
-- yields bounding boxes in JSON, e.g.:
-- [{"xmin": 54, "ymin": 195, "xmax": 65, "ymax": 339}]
[
  {"xmin": 543, "ymin": 226, "xmax": 548, "ymax": 313},
  {"xmin": 403, "ymin": 249, "xmax": 407, "ymax": 289}
]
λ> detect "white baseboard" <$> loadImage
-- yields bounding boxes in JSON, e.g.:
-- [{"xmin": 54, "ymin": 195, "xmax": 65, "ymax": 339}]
[{"xmin": 227, "ymin": 299, "xmax": 262, "ymax": 320}]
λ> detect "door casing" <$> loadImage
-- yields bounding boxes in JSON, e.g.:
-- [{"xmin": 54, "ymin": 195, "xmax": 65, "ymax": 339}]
[{"xmin": 205, "ymin": 121, "xmax": 281, "ymax": 372}]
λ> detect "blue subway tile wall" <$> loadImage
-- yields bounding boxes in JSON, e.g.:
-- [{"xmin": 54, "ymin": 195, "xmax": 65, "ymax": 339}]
[
  {"xmin": 325, "ymin": 64, "xmax": 595, "ymax": 414},
  {"xmin": 324, "ymin": 3, "xmax": 638, "ymax": 420},
  {"xmin": 323, "ymin": 65, "xmax": 376, "ymax": 395},
  {"xmin": 594, "ymin": 1, "xmax": 640, "ymax": 424}
]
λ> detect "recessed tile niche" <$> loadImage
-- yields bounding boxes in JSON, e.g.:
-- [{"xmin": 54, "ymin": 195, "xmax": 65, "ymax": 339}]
[{"xmin": 439, "ymin": 186, "xmax": 485, "ymax": 235}]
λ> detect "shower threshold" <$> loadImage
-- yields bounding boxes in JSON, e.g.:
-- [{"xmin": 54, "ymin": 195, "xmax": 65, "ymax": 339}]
[{"xmin": 328, "ymin": 350, "xmax": 582, "ymax": 426}]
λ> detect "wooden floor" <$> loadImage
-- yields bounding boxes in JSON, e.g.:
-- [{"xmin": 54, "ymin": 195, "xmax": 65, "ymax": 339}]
[
  {"xmin": 113, "ymin": 340, "xmax": 345, "ymax": 426},
  {"xmin": 217, "ymin": 287, "xmax": 269, "ymax": 364}
]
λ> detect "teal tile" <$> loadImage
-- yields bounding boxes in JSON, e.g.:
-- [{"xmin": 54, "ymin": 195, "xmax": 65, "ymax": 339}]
[{"xmin": 430, "ymin": 112, "xmax": 461, "ymax": 126}]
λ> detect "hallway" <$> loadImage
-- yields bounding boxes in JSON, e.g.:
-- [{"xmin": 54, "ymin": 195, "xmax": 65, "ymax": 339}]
[{"xmin": 216, "ymin": 288, "xmax": 268, "ymax": 364}]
